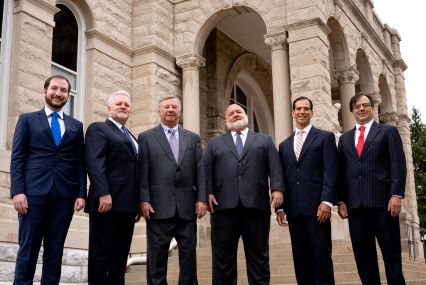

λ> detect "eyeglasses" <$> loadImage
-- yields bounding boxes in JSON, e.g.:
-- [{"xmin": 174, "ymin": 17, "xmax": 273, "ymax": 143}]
[{"xmin": 353, "ymin": 103, "xmax": 372, "ymax": 110}]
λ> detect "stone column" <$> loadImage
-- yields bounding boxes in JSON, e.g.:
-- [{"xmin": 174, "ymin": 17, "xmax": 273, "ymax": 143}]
[
  {"xmin": 393, "ymin": 58, "xmax": 423, "ymax": 260},
  {"xmin": 176, "ymin": 54, "xmax": 206, "ymax": 134},
  {"xmin": 370, "ymin": 91, "xmax": 382, "ymax": 121},
  {"xmin": 334, "ymin": 66, "xmax": 359, "ymax": 131},
  {"xmin": 264, "ymin": 32, "xmax": 292, "ymax": 145}
]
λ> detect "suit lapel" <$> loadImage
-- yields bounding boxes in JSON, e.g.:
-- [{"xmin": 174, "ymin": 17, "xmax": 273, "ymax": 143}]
[
  {"xmin": 37, "ymin": 109, "xmax": 55, "ymax": 146},
  {"xmin": 223, "ymin": 132, "xmax": 240, "ymax": 160},
  {"xmin": 343, "ymin": 127, "xmax": 357, "ymax": 158},
  {"xmin": 360, "ymin": 121, "xmax": 380, "ymax": 157},
  {"xmin": 240, "ymin": 130, "xmax": 256, "ymax": 160},
  {"xmin": 177, "ymin": 127, "xmax": 188, "ymax": 165},
  {"xmin": 154, "ymin": 124, "xmax": 178, "ymax": 165},
  {"xmin": 106, "ymin": 119, "xmax": 137, "ymax": 158},
  {"xmin": 297, "ymin": 127, "xmax": 318, "ymax": 162}
]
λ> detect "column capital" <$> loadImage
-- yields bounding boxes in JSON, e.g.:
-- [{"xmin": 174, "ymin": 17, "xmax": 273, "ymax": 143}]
[
  {"xmin": 264, "ymin": 32, "xmax": 288, "ymax": 51},
  {"xmin": 334, "ymin": 66, "xmax": 359, "ymax": 84},
  {"xmin": 176, "ymin": 54, "xmax": 205, "ymax": 71},
  {"xmin": 379, "ymin": 111, "xmax": 399, "ymax": 125}
]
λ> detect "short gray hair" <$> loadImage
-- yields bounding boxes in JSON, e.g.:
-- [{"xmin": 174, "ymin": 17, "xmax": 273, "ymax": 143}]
[
  {"xmin": 158, "ymin": 96, "xmax": 181, "ymax": 110},
  {"xmin": 107, "ymin": 90, "xmax": 131, "ymax": 107}
]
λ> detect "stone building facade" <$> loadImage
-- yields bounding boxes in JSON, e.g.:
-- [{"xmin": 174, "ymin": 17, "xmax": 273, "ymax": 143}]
[{"xmin": 0, "ymin": 0, "xmax": 421, "ymax": 283}]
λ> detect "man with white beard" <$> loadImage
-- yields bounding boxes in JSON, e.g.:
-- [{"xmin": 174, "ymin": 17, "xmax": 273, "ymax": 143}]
[{"xmin": 204, "ymin": 104, "xmax": 284, "ymax": 285}]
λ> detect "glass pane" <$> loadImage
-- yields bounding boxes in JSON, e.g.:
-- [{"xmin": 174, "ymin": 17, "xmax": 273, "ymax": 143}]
[
  {"xmin": 236, "ymin": 85, "xmax": 247, "ymax": 107},
  {"xmin": 52, "ymin": 4, "xmax": 78, "ymax": 71}
]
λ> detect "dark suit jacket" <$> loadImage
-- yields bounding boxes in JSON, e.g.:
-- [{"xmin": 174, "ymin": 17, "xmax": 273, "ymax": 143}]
[
  {"xmin": 279, "ymin": 127, "xmax": 338, "ymax": 219},
  {"xmin": 337, "ymin": 121, "xmax": 406, "ymax": 209},
  {"xmin": 10, "ymin": 109, "xmax": 86, "ymax": 198},
  {"xmin": 84, "ymin": 119, "xmax": 141, "ymax": 213},
  {"xmin": 138, "ymin": 125, "xmax": 206, "ymax": 220},
  {"xmin": 204, "ymin": 130, "xmax": 284, "ymax": 212}
]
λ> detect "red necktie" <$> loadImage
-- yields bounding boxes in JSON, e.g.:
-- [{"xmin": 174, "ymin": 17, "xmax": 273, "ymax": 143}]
[{"xmin": 356, "ymin": 125, "xmax": 365, "ymax": 157}]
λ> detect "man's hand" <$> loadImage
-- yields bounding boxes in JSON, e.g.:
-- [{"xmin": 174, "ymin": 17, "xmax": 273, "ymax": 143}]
[
  {"xmin": 13, "ymin": 194, "xmax": 28, "ymax": 214},
  {"xmin": 208, "ymin": 194, "xmax": 218, "ymax": 213},
  {"xmin": 317, "ymin": 203, "xmax": 331, "ymax": 223},
  {"xmin": 388, "ymin": 196, "xmax": 402, "ymax": 217},
  {"xmin": 195, "ymin": 202, "xmax": 207, "ymax": 219},
  {"xmin": 98, "ymin": 194, "xmax": 112, "ymax": 213},
  {"xmin": 337, "ymin": 202, "xmax": 348, "ymax": 219},
  {"xmin": 270, "ymin": 191, "xmax": 283, "ymax": 208},
  {"xmin": 276, "ymin": 211, "xmax": 288, "ymax": 227},
  {"xmin": 74, "ymin": 198, "xmax": 86, "ymax": 211},
  {"xmin": 140, "ymin": 202, "xmax": 155, "ymax": 220}
]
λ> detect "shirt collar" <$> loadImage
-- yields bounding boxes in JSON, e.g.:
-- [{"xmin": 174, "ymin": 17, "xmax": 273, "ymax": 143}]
[
  {"xmin": 108, "ymin": 117, "xmax": 124, "ymax": 129},
  {"xmin": 44, "ymin": 106, "xmax": 64, "ymax": 119},
  {"xmin": 295, "ymin": 124, "xmax": 312, "ymax": 135},
  {"xmin": 355, "ymin": 119, "xmax": 374, "ymax": 131},
  {"xmin": 231, "ymin": 127, "xmax": 249, "ymax": 137},
  {"xmin": 161, "ymin": 123, "xmax": 178, "ymax": 133}
]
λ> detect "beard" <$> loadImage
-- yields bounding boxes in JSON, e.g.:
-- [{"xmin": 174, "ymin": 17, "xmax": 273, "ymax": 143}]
[
  {"xmin": 45, "ymin": 96, "xmax": 67, "ymax": 109},
  {"xmin": 226, "ymin": 117, "xmax": 249, "ymax": 131}
]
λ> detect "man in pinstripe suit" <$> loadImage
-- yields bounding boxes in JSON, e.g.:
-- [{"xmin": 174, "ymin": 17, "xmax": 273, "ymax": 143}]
[{"xmin": 337, "ymin": 94, "xmax": 406, "ymax": 285}]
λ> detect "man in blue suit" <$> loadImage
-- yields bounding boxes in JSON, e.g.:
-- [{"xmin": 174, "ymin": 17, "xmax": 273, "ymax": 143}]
[
  {"xmin": 337, "ymin": 94, "xmax": 406, "ymax": 285},
  {"xmin": 204, "ymin": 103, "xmax": 284, "ymax": 285},
  {"xmin": 10, "ymin": 75, "xmax": 86, "ymax": 285},
  {"xmin": 85, "ymin": 90, "xmax": 141, "ymax": 285},
  {"xmin": 276, "ymin": 96, "xmax": 338, "ymax": 285}
]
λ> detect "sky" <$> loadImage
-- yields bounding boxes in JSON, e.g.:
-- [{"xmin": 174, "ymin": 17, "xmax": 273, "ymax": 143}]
[{"xmin": 373, "ymin": 1, "xmax": 426, "ymax": 121}]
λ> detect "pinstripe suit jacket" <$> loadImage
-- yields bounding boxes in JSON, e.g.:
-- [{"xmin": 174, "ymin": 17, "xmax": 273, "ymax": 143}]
[{"xmin": 337, "ymin": 121, "xmax": 406, "ymax": 209}]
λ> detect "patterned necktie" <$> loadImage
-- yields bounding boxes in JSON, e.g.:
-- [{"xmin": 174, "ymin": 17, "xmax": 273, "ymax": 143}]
[
  {"xmin": 357, "ymin": 125, "xmax": 366, "ymax": 157},
  {"xmin": 122, "ymin": 126, "xmax": 137, "ymax": 155},
  {"xmin": 51, "ymin": 112, "xmax": 61, "ymax": 146},
  {"xmin": 236, "ymin": 132, "xmax": 243, "ymax": 158},
  {"xmin": 295, "ymin": 130, "xmax": 305, "ymax": 161},
  {"xmin": 168, "ymin": 129, "xmax": 179, "ymax": 162}
]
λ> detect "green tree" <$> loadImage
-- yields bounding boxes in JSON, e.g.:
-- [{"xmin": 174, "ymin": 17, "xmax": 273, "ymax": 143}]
[{"xmin": 410, "ymin": 107, "xmax": 426, "ymax": 235}]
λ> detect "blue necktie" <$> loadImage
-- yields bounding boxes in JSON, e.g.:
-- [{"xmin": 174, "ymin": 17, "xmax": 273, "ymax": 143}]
[
  {"xmin": 122, "ymin": 126, "xmax": 138, "ymax": 155},
  {"xmin": 236, "ymin": 132, "xmax": 243, "ymax": 158},
  {"xmin": 51, "ymin": 112, "xmax": 61, "ymax": 146}
]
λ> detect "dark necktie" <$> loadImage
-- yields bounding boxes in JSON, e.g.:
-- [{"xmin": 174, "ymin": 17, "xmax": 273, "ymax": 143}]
[
  {"xmin": 122, "ymin": 126, "xmax": 137, "ymax": 155},
  {"xmin": 236, "ymin": 132, "xmax": 243, "ymax": 158},
  {"xmin": 168, "ymin": 129, "xmax": 179, "ymax": 162},
  {"xmin": 51, "ymin": 112, "xmax": 61, "ymax": 146},
  {"xmin": 357, "ymin": 125, "xmax": 365, "ymax": 157}
]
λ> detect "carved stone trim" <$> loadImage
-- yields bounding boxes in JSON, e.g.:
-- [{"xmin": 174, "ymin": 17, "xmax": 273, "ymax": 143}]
[
  {"xmin": 334, "ymin": 66, "xmax": 359, "ymax": 84},
  {"xmin": 379, "ymin": 111, "xmax": 399, "ymax": 125},
  {"xmin": 264, "ymin": 32, "xmax": 287, "ymax": 51},
  {"xmin": 176, "ymin": 54, "xmax": 206, "ymax": 71}
]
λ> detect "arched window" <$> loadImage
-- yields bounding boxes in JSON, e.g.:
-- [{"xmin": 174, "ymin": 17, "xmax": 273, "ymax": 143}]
[
  {"xmin": 230, "ymin": 84, "xmax": 259, "ymax": 132},
  {"xmin": 51, "ymin": 3, "xmax": 85, "ymax": 119},
  {"xmin": 0, "ymin": 0, "xmax": 12, "ymax": 149}
]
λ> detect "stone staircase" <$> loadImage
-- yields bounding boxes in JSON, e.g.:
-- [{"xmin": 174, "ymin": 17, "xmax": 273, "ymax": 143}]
[{"xmin": 125, "ymin": 226, "xmax": 426, "ymax": 285}]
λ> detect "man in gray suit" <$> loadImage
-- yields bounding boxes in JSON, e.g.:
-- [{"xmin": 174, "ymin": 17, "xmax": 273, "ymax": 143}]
[
  {"xmin": 204, "ymin": 104, "xmax": 284, "ymax": 285},
  {"xmin": 138, "ymin": 96, "xmax": 207, "ymax": 285}
]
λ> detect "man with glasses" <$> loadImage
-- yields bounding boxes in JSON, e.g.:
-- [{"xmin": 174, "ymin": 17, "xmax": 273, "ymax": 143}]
[{"xmin": 337, "ymin": 94, "xmax": 406, "ymax": 285}]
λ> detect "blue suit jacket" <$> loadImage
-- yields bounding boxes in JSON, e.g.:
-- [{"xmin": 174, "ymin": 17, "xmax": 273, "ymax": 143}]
[
  {"xmin": 10, "ymin": 109, "xmax": 86, "ymax": 199},
  {"xmin": 204, "ymin": 130, "xmax": 284, "ymax": 213},
  {"xmin": 278, "ymin": 127, "xmax": 338, "ymax": 219},
  {"xmin": 84, "ymin": 120, "xmax": 141, "ymax": 213},
  {"xmin": 337, "ymin": 121, "xmax": 406, "ymax": 209}
]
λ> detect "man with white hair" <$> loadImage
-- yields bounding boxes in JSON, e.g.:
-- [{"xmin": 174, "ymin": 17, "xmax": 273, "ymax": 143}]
[
  {"xmin": 204, "ymin": 103, "xmax": 284, "ymax": 284},
  {"xmin": 85, "ymin": 90, "xmax": 141, "ymax": 285}
]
